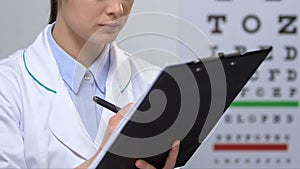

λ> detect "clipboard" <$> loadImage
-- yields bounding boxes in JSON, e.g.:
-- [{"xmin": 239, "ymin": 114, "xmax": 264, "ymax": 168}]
[{"xmin": 94, "ymin": 47, "xmax": 272, "ymax": 169}]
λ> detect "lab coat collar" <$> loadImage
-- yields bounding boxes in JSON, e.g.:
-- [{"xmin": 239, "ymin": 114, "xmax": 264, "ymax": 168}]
[
  {"xmin": 24, "ymin": 25, "xmax": 60, "ymax": 94},
  {"xmin": 24, "ymin": 25, "xmax": 132, "ymax": 97},
  {"xmin": 106, "ymin": 42, "xmax": 132, "ymax": 105}
]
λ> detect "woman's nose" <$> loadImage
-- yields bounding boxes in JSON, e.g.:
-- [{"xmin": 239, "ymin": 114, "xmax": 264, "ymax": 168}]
[{"xmin": 106, "ymin": 0, "xmax": 124, "ymax": 17}]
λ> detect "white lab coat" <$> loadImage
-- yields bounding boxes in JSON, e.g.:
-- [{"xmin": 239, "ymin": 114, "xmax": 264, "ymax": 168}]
[{"xmin": 0, "ymin": 25, "xmax": 159, "ymax": 168}]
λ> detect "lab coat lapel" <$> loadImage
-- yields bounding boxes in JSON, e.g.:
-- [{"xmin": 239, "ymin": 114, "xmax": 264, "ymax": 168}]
[
  {"xmin": 25, "ymin": 25, "xmax": 97, "ymax": 160},
  {"xmin": 49, "ymin": 82, "xmax": 97, "ymax": 160}
]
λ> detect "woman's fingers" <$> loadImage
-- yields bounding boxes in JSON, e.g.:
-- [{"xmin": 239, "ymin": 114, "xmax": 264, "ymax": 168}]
[
  {"xmin": 108, "ymin": 102, "xmax": 134, "ymax": 130},
  {"xmin": 135, "ymin": 159, "xmax": 156, "ymax": 169},
  {"xmin": 162, "ymin": 140, "xmax": 180, "ymax": 169},
  {"xmin": 135, "ymin": 140, "xmax": 180, "ymax": 169},
  {"xmin": 102, "ymin": 103, "xmax": 134, "ymax": 147}
]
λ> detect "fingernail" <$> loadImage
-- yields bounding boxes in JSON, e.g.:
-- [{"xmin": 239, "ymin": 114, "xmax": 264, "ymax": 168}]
[
  {"xmin": 135, "ymin": 160, "xmax": 145, "ymax": 168},
  {"xmin": 172, "ymin": 140, "xmax": 180, "ymax": 148}
]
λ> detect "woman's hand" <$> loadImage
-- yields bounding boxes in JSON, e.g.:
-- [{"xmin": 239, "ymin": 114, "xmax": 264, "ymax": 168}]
[
  {"xmin": 76, "ymin": 103, "xmax": 133, "ymax": 169},
  {"xmin": 101, "ymin": 103, "xmax": 134, "ymax": 146},
  {"xmin": 135, "ymin": 140, "xmax": 180, "ymax": 169},
  {"xmin": 76, "ymin": 103, "xmax": 180, "ymax": 169}
]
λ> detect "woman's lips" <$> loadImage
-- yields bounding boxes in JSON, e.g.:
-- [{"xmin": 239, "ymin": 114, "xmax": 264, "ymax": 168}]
[{"xmin": 98, "ymin": 22, "xmax": 121, "ymax": 31}]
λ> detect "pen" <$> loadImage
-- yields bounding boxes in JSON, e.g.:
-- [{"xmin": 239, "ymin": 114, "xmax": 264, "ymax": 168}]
[{"xmin": 93, "ymin": 96, "xmax": 121, "ymax": 113}]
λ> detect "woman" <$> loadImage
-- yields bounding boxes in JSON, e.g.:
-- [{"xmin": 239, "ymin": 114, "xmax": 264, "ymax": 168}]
[{"xmin": 0, "ymin": 0, "xmax": 179, "ymax": 168}]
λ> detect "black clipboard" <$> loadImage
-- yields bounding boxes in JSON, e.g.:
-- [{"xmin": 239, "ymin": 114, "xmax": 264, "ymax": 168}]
[{"xmin": 95, "ymin": 47, "xmax": 272, "ymax": 169}]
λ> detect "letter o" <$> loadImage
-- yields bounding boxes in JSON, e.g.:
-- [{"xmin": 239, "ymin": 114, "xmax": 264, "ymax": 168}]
[{"xmin": 243, "ymin": 15, "xmax": 261, "ymax": 34}]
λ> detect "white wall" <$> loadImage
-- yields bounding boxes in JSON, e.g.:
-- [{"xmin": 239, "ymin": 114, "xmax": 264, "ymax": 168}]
[
  {"xmin": 0, "ymin": 0, "xmax": 49, "ymax": 59},
  {"xmin": 132, "ymin": 0, "xmax": 178, "ymax": 14}
]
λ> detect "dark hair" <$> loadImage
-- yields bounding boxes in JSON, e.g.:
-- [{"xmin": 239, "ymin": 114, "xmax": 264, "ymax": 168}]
[{"xmin": 49, "ymin": 0, "xmax": 57, "ymax": 24}]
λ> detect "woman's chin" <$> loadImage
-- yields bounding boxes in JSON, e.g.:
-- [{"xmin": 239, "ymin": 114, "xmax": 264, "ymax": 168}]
[{"xmin": 88, "ymin": 31, "xmax": 119, "ymax": 45}]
